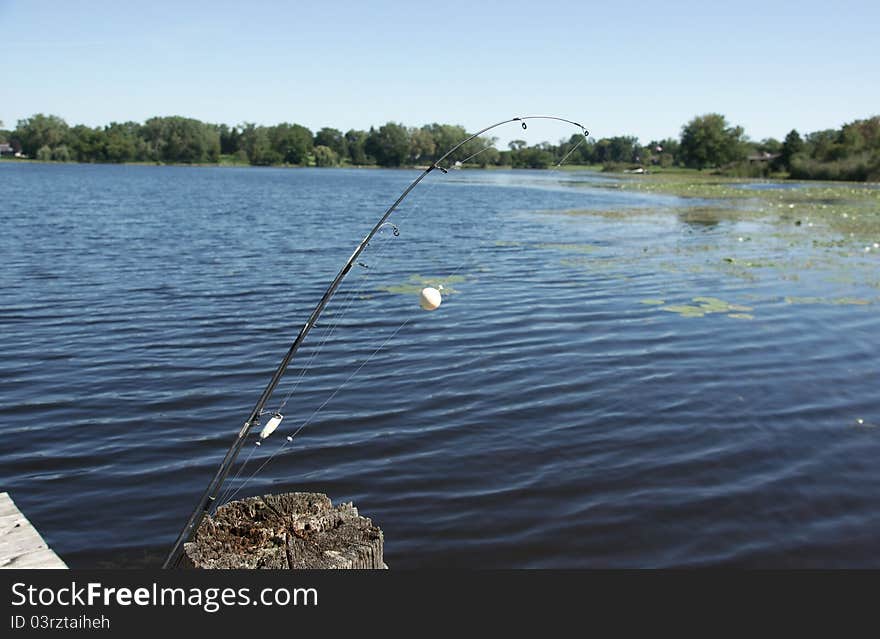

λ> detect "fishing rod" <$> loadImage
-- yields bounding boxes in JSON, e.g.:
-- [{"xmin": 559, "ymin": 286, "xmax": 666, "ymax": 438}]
[{"xmin": 162, "ymin": 115, "xmax": 589, "ymax": 569}]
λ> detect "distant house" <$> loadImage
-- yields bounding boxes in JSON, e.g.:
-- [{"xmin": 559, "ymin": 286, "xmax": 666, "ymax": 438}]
[
  {"xmin": 0, "ymin": 142, "xmax": 14, "ymax": 156},
  {"xmin": 747, "ymin": 151, "xmax": 780, "ymax": 163}
]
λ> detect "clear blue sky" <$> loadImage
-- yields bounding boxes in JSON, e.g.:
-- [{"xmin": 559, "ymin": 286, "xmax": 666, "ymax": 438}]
[{"xmin": 2, "ymin": 0, "xmax": 878, "ymax": 146}]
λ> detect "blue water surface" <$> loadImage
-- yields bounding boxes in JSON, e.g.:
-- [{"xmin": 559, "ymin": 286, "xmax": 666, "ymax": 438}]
[{"xmin": 1, "ymin": 162, "xmax": 878, "ymax": 567}]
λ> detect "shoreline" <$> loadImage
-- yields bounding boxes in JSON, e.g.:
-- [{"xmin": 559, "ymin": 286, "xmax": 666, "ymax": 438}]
[
  {"xmin": 0, "ymin": 157, "xmax": 600, "ymax": 172},
  {"xmin": 2, "ymin": 157, "xmax": 877, "ymax": 187}
]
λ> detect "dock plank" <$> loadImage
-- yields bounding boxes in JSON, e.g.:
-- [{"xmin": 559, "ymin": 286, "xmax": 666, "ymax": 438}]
[{"xmin": 0, "ymin": 492, "xmax": 67, "ymax": 569}]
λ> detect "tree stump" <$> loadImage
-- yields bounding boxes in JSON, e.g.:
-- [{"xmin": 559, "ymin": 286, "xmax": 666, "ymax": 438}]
[{"xmin": 182, "ymin": 492, "xmax": 386, "ymax": 569}]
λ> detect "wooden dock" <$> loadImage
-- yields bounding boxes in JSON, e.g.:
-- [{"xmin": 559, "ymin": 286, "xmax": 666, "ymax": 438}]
[{"xmin": 0, "ymin": 492, "xmax": 67, "ymax": 569}]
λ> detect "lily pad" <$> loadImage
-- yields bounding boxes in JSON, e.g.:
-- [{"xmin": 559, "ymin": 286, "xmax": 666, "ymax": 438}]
[{"xmin": 661, "ymin": 305, "xmax": 706, "ymax": 317}]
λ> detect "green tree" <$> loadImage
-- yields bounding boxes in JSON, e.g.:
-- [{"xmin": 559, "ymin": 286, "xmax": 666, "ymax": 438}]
[
  {"xmin": 756, "ymin": 137, "xmax": 782, "ymax": 155},
  {"xmin": 365, "ymin": 123, "xmax": 410, "ymax": 167},
  {"xmin": 36, "ymin": 145, "xmax": 53, "ymax": 161},
  {"xmin": 218, "ymin": 124, "xmax": 242, "ymax": 155},
  {"xmin": 408, "ymin": 126, "xmax": 436, "ymax": 164},
  {"xmin": 344, "ymin": 129, "xmax": 369, "ymax": 165},
  {"xmin": 51, "ymin": 145, "xmax": 71, "ymax": 162},
  {"xmin": 679, "ymin": 113, "xmax": 747, "ymax": 169},
  {"xmin": 103, "ymin": 122, "xmax": 142, "ymax": 162},
  {"xmin": 314, "ymin": 127, "xmax": 347, "ymax": 159},
  {"xmin": 66, "ymin": 124, "xmax": 106, "ymax": 162},
  {"xmin": 607, "ymin": 136, "xmax": 640, "ymax": 163},
  {"xmin": 240, "ymin": 123, "xmax": 279, "ymax": 165},
  {"xmin": 512, "ymin": 147, "xmax": 553, "ymax": 169},
  {"xmin": 268, "ymin": 123, "xmax": 313, "ymax": 164},
  {"xmin": 14, "ymin": 114, "xmax": 69, "ymax": 157},
  {"xmin": 777, "ymin": 129, "xmax": 803, "ymax": 171},
  {"xmin": 141, "ymin": 116, "xmax": 220, "ymax": 163},
  {"xmin": 427, "ymin": 123, "xmax": 471, "ymax": 162},
  {"xmin": 313, "ymin": 145, "xmax": 339, "ymax": 167}
]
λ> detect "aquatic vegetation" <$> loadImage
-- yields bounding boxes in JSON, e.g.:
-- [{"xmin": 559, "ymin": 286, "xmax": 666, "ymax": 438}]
[
  {"xmin": 660, "ymin": 304, "xmax": 707, "ymax": 317},
  {"xmin": 784, "ymin": 296, "xmax": 872, "ymax": 306},
  {"xmin": 652, "ymin": 296, "xmax": 755, "ymax": 319},
  {"xmin": 536, "ymin": 242, "xmax": 598, "ymax": 253},
  {"xmin": 575, "ymin": 173, "xmax": 880, "ymax": 239},
  {"xmin": 640, "ymin": 298, "xmax": 665, "ymax": 305},
  {"xmin": 380, "ymin": 274, "xmax": 466, "ymax": 295},
  {"xmin": 691, "ymin": 296, "xmax": 753, "ymax": 312}
]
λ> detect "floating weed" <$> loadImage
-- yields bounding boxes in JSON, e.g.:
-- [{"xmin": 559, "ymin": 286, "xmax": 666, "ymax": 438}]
[
  {"xmin": 380, "ymin": 274, "xmax": 466, "ymax": 296},
  {"xmin": 653, "ymin": 296, "xmax": 756, "ymax": 318},
  {"xmin": 784, "ymin": 296, "xmax": 872, "ymax": 306},
  {"xmin": 573, "ymin": 173, "xmax": 880, "ymax": 239},
  {"xmin": 692, "ymin": 296, "xmax": 754, "ymax": 313},
  {"xmin": 536, "ymin": 242, "xmax": 598, "ymax": 254},
  {"xmin": 660, "ymin": 305, "xmax": 706, "ymax": 317},
  {"xmin": 640, "ymin": 298, "xmax": 665, "ymax": 305}
]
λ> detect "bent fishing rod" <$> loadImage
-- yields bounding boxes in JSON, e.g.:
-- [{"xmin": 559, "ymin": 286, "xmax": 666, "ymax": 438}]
[{"xmin": 163, "ymin": 115, "xmax": 589, "ymax": 568}]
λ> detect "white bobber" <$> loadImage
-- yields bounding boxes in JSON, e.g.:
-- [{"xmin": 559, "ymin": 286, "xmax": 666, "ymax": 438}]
[
  {"xmin": 419, "ymin": 287, "xmax": 442, "ymax": 311},
  {"xmin": 259, "ymin": 413, "xmax": 284, "ymax": 439}
]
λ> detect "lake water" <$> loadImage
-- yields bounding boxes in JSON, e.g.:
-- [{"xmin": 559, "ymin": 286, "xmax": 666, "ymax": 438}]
[{"xmin": 1, "ymin": 163, "xmax": 878, "ymax": 567}]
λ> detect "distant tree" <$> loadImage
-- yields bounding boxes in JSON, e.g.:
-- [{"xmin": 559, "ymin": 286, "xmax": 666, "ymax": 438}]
[
  {"xmin": 604, "ymin": 136, "xmax": 640, "ymax": 163},
  {"xmin": 408, "ymin": 126, "xmax": 436, "ymax": 164},
  {"xmin": 508, "ymin": 139, "xmax": 527, "ymax": 151},
  {"xmin": 756, "ymin": 137, "xmax": 782, "ymax": 155},
  {"xmin": 65, "ymin": 124, "xmax": 105, "ymax": 162},
  {"xmin": 365, "ymin": 123, "xmax": 410, "ymax": 167},
  {"xmin": 103, "ymin": 122, "xmax": 142, "ymax": 162},
  {"xmin": 36, "ymin": 145, "xmax": 53, "ymax": 161},
  {"xmin": 511, "ymin": 147, "xmax": 554, "ymax": 169},
  {"xmin": 425, "ymin": 123, "xmax": 473, "ymax": 163},
  {"xmin": 314, "ymin": 127, "xmax": 347, "ymax": 159},
  {"xmin": 141, "ymin": 116, "xmax": 220, "ymax": 163},
  {"xmin": 313, "ymin": 144, "xmax": 339, "ymax": 167},
  {"xmin": 471, "ymin": 143, "xmax": 499, "ymax": 167},
  {"xmin": 679, "ymin": 113, "xmax": 747, "ymax": 169},
  {"xmin": 344, "ymin": 129, "xmax": 369, "ymax": 165},
  {"xmin": 51, "ymin": 145, "xmax": 71, "ymax": 162},
  {"xmin": 240, "ymin": 123, "xmax": 279, "ymax": 165},
  {"xmin": 558, "ymin": 134, "xmax": 592, "ymax": 165},
  {"xmin": 268, "ymin": 123, "xmax": 312, "ymax": 164},
  {"xmin": 218, "ymin": 124, "xmax": 242, "ymax": 155},
  {"xmin": 776, "ymin": 129, "xmax": 803, "ymax": 170},
  {"xmin": 14, "ymin": 114, "xmax": 69, "ymax": 157}
]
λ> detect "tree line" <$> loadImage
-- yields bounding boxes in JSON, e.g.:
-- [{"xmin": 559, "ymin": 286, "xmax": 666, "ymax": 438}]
[{"xmin": 1, "ymin": 112, "xmax": 877, "ymax": 181}]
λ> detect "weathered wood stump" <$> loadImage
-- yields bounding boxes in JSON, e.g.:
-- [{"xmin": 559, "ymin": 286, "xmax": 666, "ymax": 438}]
[{"xmin": 182, "ymin": 492, "xmax": 386, "ymax": 569}]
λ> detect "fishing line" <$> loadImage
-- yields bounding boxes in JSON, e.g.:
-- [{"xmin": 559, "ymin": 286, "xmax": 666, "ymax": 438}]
[
  {"xmin": 217, "ymin": 224, "xmax": 401, "ymax": 503},
  {"xmin": 443, "ymin": 141, "xmax": 498, "ymax": 169},
  {"xmin": 165, "ymin": 115, "xmax": 590, "ymax": 568},
  {"xmin": 216, "ymin": 435, "xmax": 261, "ymax": 505},
  {"xmin": 220, "ymin": 317, "xmax": 413, "ymax": 505},
  {"xmin": 263, "ymin": 121, "xmax": 580, "ymax": 463},
  {"xmin": 556, "ymin": 134, "xmax": 587, "ymax": 168},
  {"xmin": 275, "ymin": 223, "xmax": 400, "ymax": 412},
  {"xmin": 219, "ymin": 176, "xmax": 450, "ymax": 506},
  {"xmin": 224, "ymin": 120, "xmax": 580, "ymax": 507}
]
